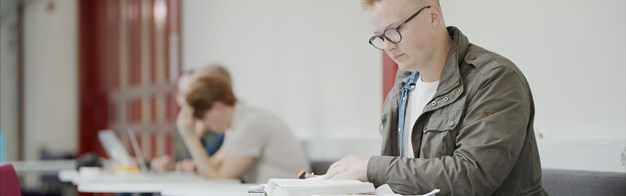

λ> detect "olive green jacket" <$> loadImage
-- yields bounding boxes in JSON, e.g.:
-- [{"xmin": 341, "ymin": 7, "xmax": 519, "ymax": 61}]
[{"xmin": 367, "ymin": 27, "xmax": 546, "ymax": 196}]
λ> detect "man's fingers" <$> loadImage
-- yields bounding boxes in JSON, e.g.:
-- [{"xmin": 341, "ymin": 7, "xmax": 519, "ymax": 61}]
[
  {"xmin": 175, "ymin": 160, "xmax": 195, "ymax": 173},
  {"xmin": 323, "ymin": 171, "xmax": 336, "ymax": 179},
  {"xmin": 175, "ymin": 161, "xmax": 184, "ymax": 171},
  {"xmin": 327, "ymin": 159, "xmax": 342, "ymax": 172},
  {"xmin": 328, "ymin": 172, "xmax": 343, "ymax": 180},
  {"xmin": 151, "ymin": 159, "xmax": 164, "ymax": 171},
  {"xmin": 324, "ymin": 165, "xmax": 344, "ymax": 179}
]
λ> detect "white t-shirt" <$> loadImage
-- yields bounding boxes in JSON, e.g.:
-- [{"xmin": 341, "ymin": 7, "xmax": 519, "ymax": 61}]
[
  {"xmin": 224, "ymin": 102, "xmax": 310, "ymax": 183},
  {"xmin": 402, "ymin": 78, "xmax": 439, "ymax": 158}
]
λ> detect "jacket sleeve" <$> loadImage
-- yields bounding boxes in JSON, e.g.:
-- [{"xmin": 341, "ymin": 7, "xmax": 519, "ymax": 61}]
[{"xmin": 367, "ymin": 66, "xmax": 533, "ymax": 195}]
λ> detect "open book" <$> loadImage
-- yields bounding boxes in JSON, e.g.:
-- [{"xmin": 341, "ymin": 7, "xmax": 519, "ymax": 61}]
[{"xmin": 261, "ymin": 177, "xmax": 375, "ymax": 196}]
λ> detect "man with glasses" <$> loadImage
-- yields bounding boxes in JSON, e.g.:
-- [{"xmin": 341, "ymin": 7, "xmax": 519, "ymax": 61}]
[{"xmin": 323, "ymin": 0, "xmax": 546, "ymax": 195}]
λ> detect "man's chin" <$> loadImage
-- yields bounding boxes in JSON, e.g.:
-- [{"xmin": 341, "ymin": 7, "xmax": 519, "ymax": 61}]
[{"xmin": 397, "ymin": 64, "xmax": 417, "ymax": 72}]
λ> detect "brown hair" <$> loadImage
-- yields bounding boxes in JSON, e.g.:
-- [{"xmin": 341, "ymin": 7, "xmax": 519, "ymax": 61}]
[
  {"xmin": 186, "ymin": 73, "xmax": 237, "ymax": 119},
  {"xmin": 360, "ymin": 0, "xmax": 379, "ymax": 8},
  {"xmin": 360, "ymin": 0, "xmax": 438, "ymax": 9},
  {"xmin": 197, "ymin": 64, "xmax": 232, "ymax": 85},
  {"xmin": 182, "ymin": 63, "xmax": 232, "ymax": 85}
]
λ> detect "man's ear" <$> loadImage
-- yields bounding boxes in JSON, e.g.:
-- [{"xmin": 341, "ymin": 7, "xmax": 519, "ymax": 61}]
[
  {"xmin": 429, "ymin": 5, "xmax": 443, "ymax": 26},
  {"xmin": 211, "ymin": 101, "xmax": 226, "ymax": 111}
]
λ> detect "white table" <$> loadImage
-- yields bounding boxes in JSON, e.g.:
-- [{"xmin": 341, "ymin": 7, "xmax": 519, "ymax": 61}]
[
  {"xmin": 58, "ymin": 170, "xmax": 79, "ymax": 183},
  {"xmin": 78, "ymin": 180, "xmax": 243, "ymax": 193},
  {"xmin": 2, "ymin": 160, "xmax": 75, "ymax": 173},
  {"xmin": 58, "ymin": 169, "xmax": 241, "ymax": 193},
  {"xmin": 161, "ymin": 185, "xmax": 263, "ymax": 196}
]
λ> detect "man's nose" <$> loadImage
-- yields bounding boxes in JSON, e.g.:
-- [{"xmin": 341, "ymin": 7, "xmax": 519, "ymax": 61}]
[{"xmin": 384, "ymin": 40, "xmax": 397, "ymax": 51}]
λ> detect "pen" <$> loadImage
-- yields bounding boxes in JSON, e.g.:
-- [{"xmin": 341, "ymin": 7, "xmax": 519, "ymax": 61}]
[{"xmin": 297, "ymin": 170, "xmax": 306, "ymax": 179}]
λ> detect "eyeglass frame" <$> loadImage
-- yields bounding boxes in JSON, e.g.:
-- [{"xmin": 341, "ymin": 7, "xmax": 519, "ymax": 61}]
[{"xmin": 368, "ymin": 5, "xmax": 432, "ymax": 50}]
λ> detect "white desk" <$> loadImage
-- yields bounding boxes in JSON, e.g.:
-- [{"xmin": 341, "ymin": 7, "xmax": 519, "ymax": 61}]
[
  {"xmin": 78, "ymin": 180, "xmax": 243, "ymax": 193},
  {"xmin": 161, "ymin": 185, "xmax": 262, "ymax": 196},
  {"xmin": 58, "ymin": 169, "xmax": 241, "ymax": 193},
  {"xmin": 58, "ymin": 170, "xmax": 79, "ymax": 183},
  {"xmin": 2, "ymin": 160, "xmax": 75, "ymax": 173}
]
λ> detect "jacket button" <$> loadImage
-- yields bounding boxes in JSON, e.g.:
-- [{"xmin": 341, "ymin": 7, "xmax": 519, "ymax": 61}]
[
  {"xmin": 456, "ymin": 89, "xmax": 461, "ymax": 93},
  {"xmin": 447, "ymin": 121, "xmax": 455, "ymax": 127},
  {"xmin": 431, "ymin": 101, "xmax": 437, "ymax": 106},
  {"xmin": 443, "ymin": 97, "xmax": 449, "ymax": 102}
]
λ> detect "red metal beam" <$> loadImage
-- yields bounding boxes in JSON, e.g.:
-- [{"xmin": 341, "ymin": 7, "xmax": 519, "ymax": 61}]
[
  {"xmin": 78, "ymin": 0, "xmax": 108, "ymax": 156},
  {"xmin": 382, "ymin": 52, "xmax": 398, "ymax": 103}
]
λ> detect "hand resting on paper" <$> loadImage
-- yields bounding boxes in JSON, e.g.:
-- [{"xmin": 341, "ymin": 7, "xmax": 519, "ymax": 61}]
[{"xmin": 323, "ymin": 154, "xmax": 370, "ymax": 182}]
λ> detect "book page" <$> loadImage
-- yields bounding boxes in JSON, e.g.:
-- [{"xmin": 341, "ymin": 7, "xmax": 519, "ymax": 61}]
[
  {"xmin": 267, "ymin": 178, "xmax": 364, "ymax": 188},
  {"xmin": 264, "ymin": 178, "xmax": 376, "ymax": 196}
]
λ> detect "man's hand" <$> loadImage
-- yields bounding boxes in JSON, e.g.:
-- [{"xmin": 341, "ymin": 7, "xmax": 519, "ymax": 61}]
[
  {"xmin": 177, "ymin": 106, "xmax": 199, "ymax": 140},
  {"xmin": 324, "ymin": 154, "xmax": 370, "ymax": 182},
  {"xmin": 175, "ymin": 159, "xmax": 197, "ymax": 173},
  {"xmin": 150, "ymin": 155, "xmax": 174, "ymax": 172}
]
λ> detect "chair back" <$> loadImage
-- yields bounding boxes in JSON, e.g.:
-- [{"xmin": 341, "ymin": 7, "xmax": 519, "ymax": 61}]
[
  {"xmin": 0, "ymin": 164, "xmax": 21, "ymax": 196},
  {"xmin": 542, "ymin": 168, "xmax": 626, "ymax": 196}
]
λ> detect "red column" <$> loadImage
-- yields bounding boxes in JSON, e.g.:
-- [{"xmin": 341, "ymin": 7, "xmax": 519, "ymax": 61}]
[
  {"xmin": 382, "ymin": 52, "xmax": 398, "ymax": 102},
  {"xmin": 78, "ymin": 0, "xmax": 108, "ymax": 156}
]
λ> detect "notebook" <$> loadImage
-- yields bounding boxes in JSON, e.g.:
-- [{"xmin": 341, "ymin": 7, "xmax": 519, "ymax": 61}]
[
  {"xmin": 127, "ymin": 128, "xmax": 149, "ymax": 172},
  {"xmin": 261, "ymin": 177, "xmax": 375, "ymax": 196}
]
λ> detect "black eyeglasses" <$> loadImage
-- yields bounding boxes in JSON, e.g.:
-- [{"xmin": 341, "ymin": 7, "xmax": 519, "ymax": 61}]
[{"xmin": 368, "ymin": 6, "xmax": 431, "ymax": 50}]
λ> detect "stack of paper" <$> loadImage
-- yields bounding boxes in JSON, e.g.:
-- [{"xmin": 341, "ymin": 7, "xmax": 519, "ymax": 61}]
[{"xmin": 262, "ymin": 178, "xmax": 375, "ymax": 196}]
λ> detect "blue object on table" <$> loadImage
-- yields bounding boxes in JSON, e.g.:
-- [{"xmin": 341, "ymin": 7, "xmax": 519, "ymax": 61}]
[{"xmin": 0, "ymin": 130, "xmax": 5, "ymax": 162}]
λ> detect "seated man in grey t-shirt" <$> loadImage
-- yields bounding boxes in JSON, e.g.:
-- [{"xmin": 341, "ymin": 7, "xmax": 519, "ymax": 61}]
[
  {"xmin": 151, "ymin": 65, "xmax": 227, "ymax": 172},
  {"xmin": 179, "ymin": 67, "xmax": 310, "ymax": 183}
]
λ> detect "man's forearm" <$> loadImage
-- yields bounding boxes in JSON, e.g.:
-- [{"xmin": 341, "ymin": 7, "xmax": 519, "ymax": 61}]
[{"xmin": 182, "ymin": 136, "xmax": 221, "ymax": 178}]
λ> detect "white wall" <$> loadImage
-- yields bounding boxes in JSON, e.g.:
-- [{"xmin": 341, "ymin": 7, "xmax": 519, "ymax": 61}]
[
  {"xmin": 184, "ymin": 0, "xmax": 382, "ymax": 140},
  {"xmin": 184, "ymin": 0, "xmax": 625, "ymax": 171},
  {"xmin": 185, "ymin": 0, "xmax": 625, "ymax": 141},
  {"xmin": 538, "ymin": 139, "xmax": 625, "ymax": 173},
  {"xmin": 0, "ymin": 0, "xmax": 20, "ymax": 162},
  {"xmin": 23, "ymin": 0, "xmax": 78, "ymax": 160},
  {"xmin": 441, "ymin": 0, "xmax": 625, "ymax": 140}
]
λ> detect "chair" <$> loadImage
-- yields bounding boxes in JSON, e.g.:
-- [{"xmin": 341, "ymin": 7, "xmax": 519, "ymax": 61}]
[
  {"xmin": 0, "ymin": 163, "xmax": 21, "ymax": 196},
  {"xmin": 542, "ymin": 168, "xmax": 626, "ymax": 196}
]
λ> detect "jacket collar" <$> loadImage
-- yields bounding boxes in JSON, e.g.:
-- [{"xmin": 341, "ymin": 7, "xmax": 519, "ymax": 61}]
[
  {"xmin": 436, "ymin": 26, "xmax": 469, "ymax": 96},
  {"xmin": 395, "ymin": 26, "xmax": 470, "ymax": 96}
]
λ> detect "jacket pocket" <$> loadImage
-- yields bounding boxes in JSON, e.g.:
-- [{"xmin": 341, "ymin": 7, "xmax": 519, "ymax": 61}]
[
  {"xmin": 421, "ymin": 109, "xmax": 463, "ymax": 157},
  {"xmin": 380, "ymin": 88, "xmax": 398, "ymax": 135},
  {"xmin": 379, "ymin": 112, "xmax": 388, "ymax": 135}
]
